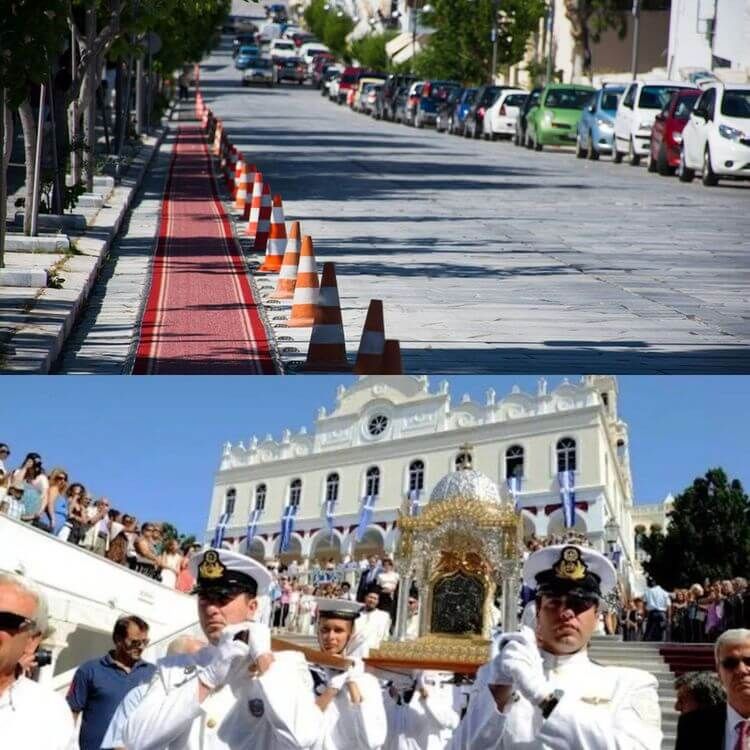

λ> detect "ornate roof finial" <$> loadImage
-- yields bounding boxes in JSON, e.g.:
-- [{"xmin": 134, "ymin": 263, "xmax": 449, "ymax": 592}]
[{"xmin": 457, "ymin": 442, "xmax": 474, "ymax": 469}]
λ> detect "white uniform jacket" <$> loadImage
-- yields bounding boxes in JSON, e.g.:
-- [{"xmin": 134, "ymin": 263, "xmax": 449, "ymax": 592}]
[
  {"xmin": 314, "ymin": 670, "xmax": 386, "ymax": 750},
  {"xmin": 454, "ymin": 649, "xmax": 662, "ymax": 750},
  {"xmin": 122, "ymin": 650, "xmax": 320, "ymax": 750}
]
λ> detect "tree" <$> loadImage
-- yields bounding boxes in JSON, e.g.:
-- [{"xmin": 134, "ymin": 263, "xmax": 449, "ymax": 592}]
[
  {"xmin": 161, "ymin": 521, "xmax": 197, "ymax": 551},
  {"xmin": 641, "ymin": 468, "xmax": 750, "ymax": 589},
  {"xmin": 303, "ymin": 0, "xmax": 353, "ymax": 58},
  {"xmin": 350, "ymin": 32, "xmax": 398, "ymax": 71}
]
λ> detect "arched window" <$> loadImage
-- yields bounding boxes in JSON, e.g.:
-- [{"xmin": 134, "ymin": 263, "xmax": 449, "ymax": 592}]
[
  {"xmin": 289, "ymin": 478, "xmax": 302, "ymax": 508},
  {"xmin": 365, "ymin": 466, "xmax": 380, "ymax": 497},
  {"xmin": 505, "ymin": 445, "xmax": 524, "ymax": 479},
  {"xmin": 556, "ymin": 438, "xmax": 576, "ymax": 473},
  {"xmin": 455, "ymin": 451, "xmax": 472, "ymax": 470},
  {"xmin": 616, "ymin": 439, "xmax": 627, "ymax": 462},
  {"xmin": 254, "ymin": 484, "xmax": 267, "ymax": 511},
  {"xmin": 408, "ymin": 460, "xmax": 425, "ymax": 492},
  {"xmin": 224, "ymin": 488, "xmax": 236, "ymax": 516},
  {"xmin": 326, "ymin": 473, "xmax": 339, "ymax": 503}
]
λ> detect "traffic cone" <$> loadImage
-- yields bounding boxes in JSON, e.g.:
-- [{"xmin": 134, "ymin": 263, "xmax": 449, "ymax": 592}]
[
  {"xmin": 270, "ymin": 221, "xmax": 301, "ymax": 299},
  {"xmin": 354, "ymin": 300, "xmax": 385, "ymax": 374},
  {"xmin": 241, "ymin": 164, "xmax": 257, "ymax": 218},
  {"xmin": 232, "ymin": 153, "xmax": 245, "ymax": 200},
  {"xmin": 382, "ymin": 339, "xmax": 403, "ymax": 374},
  {"xmin": 245, "ymin": 172, "xmax": 264, "ymax": 237},
  {"xmin": 212, "ymin": 120, "xmax": 223, "ymax": 156},
  {"xmin": 226, "ymin": 148, "xmax": 238, "ymax": 194},
  {"xmin": 259, "ymin": 195, "xmax": 287, "ymax": 272},
  {"xmin": 233, "ymin": 162, "xmax": 250, "ymax": 211},
  {"xmin": 287, "ymin": 235, "xmax": 319, "ymax": 327},
  {"xmin": 303, "ymin": 263, "xmax": 350, "ymax": 372},
  {"xmin": 251, "ymin": 183, "xmax": 272, "ymax": 252}
]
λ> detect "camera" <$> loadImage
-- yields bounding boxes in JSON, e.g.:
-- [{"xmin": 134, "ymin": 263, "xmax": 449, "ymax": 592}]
[{"xmin": 34, "ymin": 648, "xmax": 53, "ymax": 668}]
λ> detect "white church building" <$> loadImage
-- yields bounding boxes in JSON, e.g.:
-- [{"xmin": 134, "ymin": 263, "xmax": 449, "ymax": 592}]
[{"xmin": 206, "ymin": 376, "xmax": 638, "ymax": 586}]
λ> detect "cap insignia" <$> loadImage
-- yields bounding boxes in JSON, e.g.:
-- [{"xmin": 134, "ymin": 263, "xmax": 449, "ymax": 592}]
[
  {"xmin": 553, "ymin": 546, "xmax": 587, "ymax": 581},
  {"xmin": 198, "ymin": 550, "xmax": 226, "ymax": 580}
]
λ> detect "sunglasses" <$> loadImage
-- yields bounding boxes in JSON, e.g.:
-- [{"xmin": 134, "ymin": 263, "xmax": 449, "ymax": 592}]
[
  {"xmin": 720, "ymin": 656, "xmax": 750, "ymax": 671},
  {"xmin": 0, "ymin": 611, "xmax": 36, "ymax": 634},
  {"xmin": 541, "ymin": 594, "xmax": 598, "ymax": 615},
  {"xmin": 124, "ymin": 638, "xmax": 150, "ymax": 648}
]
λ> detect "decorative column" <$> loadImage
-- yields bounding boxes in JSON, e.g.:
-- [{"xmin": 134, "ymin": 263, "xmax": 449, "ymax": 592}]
[{"xmin": 500, "ymin": 560, "xmax": 522, "ymax": 632}]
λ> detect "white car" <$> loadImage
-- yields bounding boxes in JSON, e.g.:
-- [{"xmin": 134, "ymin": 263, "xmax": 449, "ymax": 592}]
[
  {"xmin": 299, "ymin": 42, "xmax": 330, "ymax": 70},
  {"xmin": 485, "ymin": 89, "xmax": 527, "ymax": 140},
  {"xmin": 613, "ymin": 79, "xmax": 694, "ymax": 165},
  {"xmin": 680, "ymin": 83, "xmax": 750, "ymax": 186},
  {"xmin": 328, "ymin": 74, "xmax": 341, "ymax": 102},
  {"xmin": 269, "ymin": 39, "xmax": 297, "ymax": 59}
]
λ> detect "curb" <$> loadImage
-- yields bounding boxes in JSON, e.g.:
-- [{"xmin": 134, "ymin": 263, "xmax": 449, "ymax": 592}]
[{"xmin": 0, "ymin": 103, "xmax": 177, "ymax": 374}]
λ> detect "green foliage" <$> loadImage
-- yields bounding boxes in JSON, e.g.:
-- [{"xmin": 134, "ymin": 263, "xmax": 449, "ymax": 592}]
[
  {"xmin": 415, "ymin": 0, "xmax": 546, "ymax": 84},
  {"xmin": 303, "ymin": 0, "xmax": 354, "ymax": 57},
  {"xmin": 350, "ymin": 32, "xmax": 398, "ymax": 71},
  {"xmin": 641, "ymin": 468, "xmax": 750, "ymax": 589}
]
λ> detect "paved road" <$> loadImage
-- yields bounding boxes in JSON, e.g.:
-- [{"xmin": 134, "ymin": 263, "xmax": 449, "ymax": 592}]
[{"xmin": 201, "ymin": 37, "xmax": 750, "ymax": 373}]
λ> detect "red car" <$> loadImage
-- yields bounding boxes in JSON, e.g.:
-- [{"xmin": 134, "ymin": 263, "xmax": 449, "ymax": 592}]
[
  {"xmin": 335, "ymin": 66, "xmax": 362, "ymax": 105},
  {"xmin": 648, "ymin": 88, "xmax": 701, "ymax": 175}
]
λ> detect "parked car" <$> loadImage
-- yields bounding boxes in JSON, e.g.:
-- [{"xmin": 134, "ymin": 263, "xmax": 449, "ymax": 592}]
[
  {"xmin": 647, "ymin": 88, "xmax": 701, "ymax": 174},
  {"xmin": 448, "ymin": 88, "xmax": 477, "ymax": 135},
  {"xmin": 525, "ymin": 84, "xmax": 594, "ymax": 150},
  {"xmin": 464, "ymin": 85, "xmax": 508, "ymax": 139},
  {"xmin": 318, "ymin": 64, "xmax": 342, "ymax": 94},
  {"xmin": 334, "ymin": 66, "xmax": 362, "ymax": 104},
  {"xmin": 311, "ymin": 56, "xmax": 337, "ymax": 88},
  {"xmin": 233, "ymin": 34, "xmax": 256, "ymax": 57},
  {"xmin": 402, "ymin": 81, "xmax": 426, "ymax": 126},
  {"xmin": 514, "ymin": 87, "xmax": 542, "ymax": 146},
  {"xmin": 287, "ymin": 31, "xmax": 317, "ymax": 48},
  {"xmin": 483, "ymin": 89, "xmax": 526, "ymax": 140},
  {"xmin": 613, "ymin": 79, "xmax": 694, "ymax": 165},
  {"xmin": 327, "ymin": 71, "xmax": 342, "ymax": 102},
  {"xmin": 414, "ymin": 80, "xmax": 461, "ymax": 128},
  {"xmin": 235, "ymin": 45, "xmax": 260, "ymax": 70},
  {"xmin": 274, "ymin": 57, "xmax": 306, "ymax": 84},
  {"xmin": 680, "ymin": 82, "xmax": 750, "ymax": 186},
  {"xmin": 351, "ymin": 76, "xmax": 387, "ymax": 111},
  {"xmin": 361, "ymin": 84, "xmax": 382, "ymax": 115},
  {"xmin": 436, "ymin": 87, "xmax": 464, "ymax": 132},
  {"xmin": 374, "ymin": 74, "xmax": 417, "ymax": 121},
  {"xmin": 392, "ymin": 85, "xmax": 412, "ymax": 124},
  {"xmin": 242, "ymin": 57, "xmax": 274, "ymax": 87},
  {"xmin": 299, "ymin": 42, "xmax": 331, "ymax": 72},
  {"xmin": 269, "ymin": 38, "xmax": 297, "ymax": 59},
  {"xmin": 575, "ymin": 84, "xmax": 625, "ymax": 159}
]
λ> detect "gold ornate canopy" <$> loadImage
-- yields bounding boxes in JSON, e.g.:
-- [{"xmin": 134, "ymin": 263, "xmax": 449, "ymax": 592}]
[{"xmin": 366, "ymin": 456, "xmax": 524, "ymax": 673}]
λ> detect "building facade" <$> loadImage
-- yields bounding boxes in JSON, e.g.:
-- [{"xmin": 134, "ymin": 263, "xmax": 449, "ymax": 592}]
[{"xmin": 206, "ymin": 376, "xmax": 638, "ymax": 584}]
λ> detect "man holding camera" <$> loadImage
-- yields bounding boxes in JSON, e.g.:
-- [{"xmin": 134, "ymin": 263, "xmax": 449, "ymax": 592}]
[
  {"xmin": 122, "ymin": 548, "xmax": 321, "ymax": 749},
  {"xmin": 0, "ymin": 572, "xmax": 76, "ymax": 749},
  {"xmin": 457, "ymin": 544, "xmax": 662, "ymax": 749}
]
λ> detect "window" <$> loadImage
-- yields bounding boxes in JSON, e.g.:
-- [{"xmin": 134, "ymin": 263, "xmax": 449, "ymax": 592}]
[
  {"xmin": 326, "ymin": 473, "xmax": 339, "ymax": 503},
  {"xmin": 367, "ymin": 414, "xmax": 389, "ymax": 436},
  {"xmin": 622, "ymin": 84, "xmax": 636, "ymax": 109},
  {"xmin": 505, "ymin": 445, "xmax": 524, "ymax": 479},
  {"xmin": 617, "ymin": 440, "xmax": 627, "ymax": 462},
  {"xmin": 255, "ymin": 484, "xmax": 267, "ymax": 511},
  {"xmin": 674, "ymin": 93, "xmax": 700, "ymax": 120},
  {"xmin": 365, "ymin": 466, "xmax": 380, "ymax": 497},
  {"xmin": 455, "ymin": 452, "xmax": 472, "ymax": 470},
  {"xmin": 224, "ymin": 488, "xmax": 236, "ymax": 516},
  {"xmin": 556, "ymin": 438, "xmax": 577, "ymax": 473},
  {"xmin": 289, "ymin": 478, "xmax": 302, "ymax": 508},
  {"xmin": 638, "ymin": 85, "xmax": 682, "ymax": 110},
  {"xmin": 601, "ymin": 392, "xmax": 609, "ymax": 408},
  {"xmin": 600, "ymin": 90, "xmax": 622, "ymax": 112},
  {"xmin": 721, "ymin": 89, "xmax": 750, "ymax": 118},
  {"xmin": 408, "ymin": 460, "xmax": 425, "ymax": 492}
]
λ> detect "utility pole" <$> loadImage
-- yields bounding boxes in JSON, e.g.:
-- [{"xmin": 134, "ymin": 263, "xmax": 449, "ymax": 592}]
[
  {"xmin": 545, "ymin": 0, "xmax": 555, "ymax": 84},
  {"xmin": 490, "ymin": 0, "xmax": 499, "ymax": 84},
  {"xmin": 30, "ymin": 84, "xmax": 46, "ymax": 237},
  {"xmin": 135, "ymin": 52, "xmax": 144, "ymax": 136},
  {"xmin": 84, "ymin": 1, "xmax": 96, "ymax": 193},
  {"xmin": 630, "ymin": 0, "xmax": 641, "ymax": 80}
]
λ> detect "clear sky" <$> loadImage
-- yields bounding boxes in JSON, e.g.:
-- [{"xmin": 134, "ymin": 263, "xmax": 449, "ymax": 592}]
[{"xmin": 2, "ymin": 376, "xmax": 748, "ymax": 538}]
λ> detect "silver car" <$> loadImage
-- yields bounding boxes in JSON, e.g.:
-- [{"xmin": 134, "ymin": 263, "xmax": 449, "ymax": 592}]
[{"xmin": 243, "ymin": 58, "xmax": 274, "ymax": 87}]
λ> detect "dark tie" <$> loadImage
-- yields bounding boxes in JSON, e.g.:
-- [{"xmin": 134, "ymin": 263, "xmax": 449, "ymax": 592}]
[{"xmin": 735, "ymin": 720, "xmax": 750, "ymax": 750}]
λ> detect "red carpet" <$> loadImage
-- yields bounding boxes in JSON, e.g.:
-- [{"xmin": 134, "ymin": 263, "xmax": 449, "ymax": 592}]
[{"xmin": 133, "ymin": 125, "xmax": 276, "ymax": 374}]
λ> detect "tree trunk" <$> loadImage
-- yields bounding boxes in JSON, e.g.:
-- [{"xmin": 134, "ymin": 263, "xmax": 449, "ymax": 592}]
[
  {"xmin": 0, "ymin": 89, "xmax": 9, "ymax": 269},
  {"xmin": 84, "ymin": 2, "xmax": 96, "ymax": 193},
  {"xmin": 18, "ymin": 98, "xmax": 37, "ymax": 236}
]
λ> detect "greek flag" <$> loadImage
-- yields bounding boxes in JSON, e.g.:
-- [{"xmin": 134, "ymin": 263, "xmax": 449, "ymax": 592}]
[
  {"xmin": 407, "ymin": 489, "xmax": 422, "ymax": 517},
  {"xmin": 279, "ymin": 504, "xmax": 298, "ymax": 553},
  {"xmin": 245, "ymin": 507, "xmax": 262, "ymax": 552},
  {"xmin": 611, "ymin": 544, "xmax": 622, "ymax": 567},
  {"xmin": 324, "ymin": 497, "xmax": 336, "ymax": 541},
  {"xmin": 506, "ymin": 476, "xmax": 522, "ymax": 510},
  {"xmin": 211, "ymin": 511, "xmax": 231, "ymax": 548},
  {"xmin": 558, "ymin": 470, "xmax": 576, "ymax": 528},
  {"xmin": 355, "ymin": 495, "xmax": 377, "ymax": 542}
]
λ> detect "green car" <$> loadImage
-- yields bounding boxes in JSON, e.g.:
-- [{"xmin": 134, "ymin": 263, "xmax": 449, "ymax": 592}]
[{"xmin": 526, "ymin": 84, "xmax": 595, "ymax": 150}]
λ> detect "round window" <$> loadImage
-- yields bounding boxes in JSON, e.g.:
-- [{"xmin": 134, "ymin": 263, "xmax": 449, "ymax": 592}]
[{"xmin": 367, "ymin": 414, "xmax": 389, "ymax": 436}]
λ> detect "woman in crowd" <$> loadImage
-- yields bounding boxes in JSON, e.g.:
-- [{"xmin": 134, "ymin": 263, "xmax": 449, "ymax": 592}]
[
  {"xmin": 295, "ymin": 584, "xmax": 317, "ymax": 635},
  {"xmin": 45, "ymin": 467, "xmax": 69, "ymax": 535},
  {"xmin": 685, "ymin": 583, "xmax": 706, "ymax": 642},
  {"xmin": 159, "ymin": 538, "xmax": 183, "ymax": 588},
  {"xmin": 175, "ymin": 545, "xmax": 195, "ymax": 592},
  {"xmin": 13, "ymin": 453, "xmax": 51, "ymax": 530},
  {"xmin": 704, "ymin": 580, "xmax": 725, "ymax": 641},
  {"xmin": 377, "ymin": 558, "xmax": 399, "ymax": 617},
  {"xmin": 670, "ymin": 589, "xmax": 689, "ymax": 642},
  {"xmin": 57, "ymin": 482, "xmax": 86, "ymax": 542},
  {"xmin": 133, "ymin": 523, "xmax": 162, "ymax": 579}
]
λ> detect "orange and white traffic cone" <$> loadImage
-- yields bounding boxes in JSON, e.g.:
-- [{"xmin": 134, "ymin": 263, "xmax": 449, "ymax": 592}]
[
  {"xmin": 245, "ymin": 173, "xmax": 264, "ymax": 238},
  {"xmin": 270, "ymin": 221, "xmax": 301, "ymax": 299},
  {"xmin": 303, "ymin": 263, "xmax": 350, "ymax": 372},
  {"xmin": 354, "ymin": 299, "xmax": 385, "ymax": 374},
  {"xmin": 383, "ymin": 339, "xmax": 403, "ymax": 374},
  {"xmin": 242, "ymin": 165, "xmax": 259, "ymax": 220},
  {"xmin": 226, "ymin": 148, "xmax": 238, "ymax": 193},
  {"xmin": 233, "ymin": 162, "xmax": 250, "ymax": 211},
  {"xmin": 212, "ymin": 121, "xmax": 223, "ymax": 156},
  {"xmin": 233, "ymin": 153, "xmax": 245, "ymax": 199},
  {"xmin": 287, "ymin": 235, "xmax": 319, "ymax": 327},
  {"xmin": 259, "ymin": 195, "xmax": 287, "ymax": 273},
  {"xmin": 252, "ymin": 183, "xmax": 272, "ymax": 252}
]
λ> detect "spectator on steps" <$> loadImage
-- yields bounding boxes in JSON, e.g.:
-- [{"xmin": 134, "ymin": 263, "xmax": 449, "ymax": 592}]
[
  {"xmin": 159, "ymin": 538, "xmax": 183, "ymax": 588},
  {"xmin": 45, "ymin": 468, "xmax": 69, "ymax": 536},
  {"xmin": 644, "ymin": 576, "xmax": 671, "ymax": 641},
  {"xmin": 57, "ymin": 483, "xmax": 86, "ymax": 543},
  {"xmin": 80, "ymin": 497, "xmax": 110, "ymax": 552},
  {"xmin": 1, "ymin": 481, "xmax": 25, "ymax": 520},
  {"xmin": 0, "ymin": 443, "xmax": 10, "ymax": 477},
  {"xmin": 674, "ymin": 671, "xmax": 725, "ymax": 714},
  {"xmin": 106, "ymin": 514, "xmax": 135, "ymax": 565},
  {"xmin": 13, "ymin": 453, "xmax": 51, "ymax": 532},
  {"xmin": 133, "ymin": 523, "xmax": 162, "ymax": 579}
]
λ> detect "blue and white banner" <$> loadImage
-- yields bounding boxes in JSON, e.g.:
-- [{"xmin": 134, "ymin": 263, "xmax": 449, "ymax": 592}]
[
  {"xmin": 279, "ymin": 504, "xmax": 298, "ymax": 552},
  {"xmin": 355, "ymin": 495, "xmax": 377, "ymax": 542},
  {"xmin": 506, "ymin": 476, "xmax": 522, "ymax": 510},
  {"xmin": 611, "ymin": 544, "xmax": 622, "ymax": 568},
  {"xmin": 324, "ymin": 497, "xmax": 336, "ymax": 540},
  {"xmin": 211, "ymin": 511, "xmax": 231, "ymax": 548},
  {"xmin": 558, "ymin": 470, "xmax": 576, "ymax": 527},
  {"xmin": 245, "ymin": 507, "xmax": 262, "ymax": 552},
  {"xmin": 407, "ymin": 489, "xmax": 422, "ymax": 517}
]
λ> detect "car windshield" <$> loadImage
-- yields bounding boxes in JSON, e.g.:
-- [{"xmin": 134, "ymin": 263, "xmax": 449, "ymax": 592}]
[
  {"xmin": 600, "ymin": 91, "xmax": 622, "ymax": 111},
  {"xmin": 274, "ymin": 42, "xmax": 294, "ymax": 50},
  {"xmin": 251, "ymin": 59, "xmax": 270, "ymax": 69},
  {"xmin": 481, "ymin": 87, "xmax": 503, "ymax": 105},
  {"xmin": 544, "ymin": 88, "xmax": 591, "ymax": 109},
  {"xmin": 638, "ymin": 85, "xmax": 682, "ymax": 109},
  {"xmin": 504, "ymin": 94, "xmax": 527, "ymax": 108},
  {"xmin": 341, "ymin": 74, "xmax": 358, "ymax": 84},
  {"xmin": 674, "ymin": 93, "xmax": 700, "ymax": 119},
  {"xmin": 430, "ymin": 84, "xmax": 461, "ymax": 101},
  {"xmin": 463, "ymin": 90, "xmax": 477, "ymax": 104},
  {"xmin": 721, "ymin": 90, "xmax": 750, "ymax": 118},
  {"xmin": 240, "ymin": 46, "xmax": 258, "ymax": 55}
]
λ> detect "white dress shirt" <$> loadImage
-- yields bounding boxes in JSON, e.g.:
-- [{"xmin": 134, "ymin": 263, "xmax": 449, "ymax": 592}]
[
  {"xmin": 725, "ymin": 702, "xmax": 750, "ymax": 750},
  {"xmin": 644, "ymin": 585, "xmax": 671, "ymax": 612},
  {"xmin": 355, "ymin": 608, "xmax": 391, "ymax": 652}
]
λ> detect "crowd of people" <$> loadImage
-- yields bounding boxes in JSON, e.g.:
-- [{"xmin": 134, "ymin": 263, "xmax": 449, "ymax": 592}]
[{"xmin": 0, "ymin": 445, "xmax": 199, "ymax": 591}]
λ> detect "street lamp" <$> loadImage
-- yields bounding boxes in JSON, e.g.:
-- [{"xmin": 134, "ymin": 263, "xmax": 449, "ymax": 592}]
[
  {"xmin": 411, "ymin": 1, "xmax": 433, "ymax": 74},
  {"xmin": 630, "ymin": 0, "xmax": 641, "ymax": 80},
  {"xmin": 604, "ymin": 517, "xmax": 619, "ymax": 557},
  {"xmin": 544, "ymin": 0, "xmax": 555, "ymax": 85}
]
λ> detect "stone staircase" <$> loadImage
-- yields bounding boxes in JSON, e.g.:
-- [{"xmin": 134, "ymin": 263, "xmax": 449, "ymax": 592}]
[{"xmin": 589, "ymin": 636, "xmax": 678, "ymax": 749}]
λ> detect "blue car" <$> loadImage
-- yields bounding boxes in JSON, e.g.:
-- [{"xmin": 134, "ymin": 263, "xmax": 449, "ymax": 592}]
[
  {"xmin": 448, "ymin": 88, "xmax": 477, "ymax": 135},
  {"xmin": 413, "ymin": 80, "xmax": 461, "ymax": 128},
  {"xmin": 576, "ymin": 84, "xmax": 625, "ymax": 159},
  {"xmin": 235, "ymin": 45, "xmax": 260, "ymax": 71}
]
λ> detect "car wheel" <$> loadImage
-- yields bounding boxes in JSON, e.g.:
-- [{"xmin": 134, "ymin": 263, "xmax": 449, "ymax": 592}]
[
  {"xmin": 612, "ymin": 142, "xmax": 624, "ymax": 163},
  {"xmin": 628, "ymin": 138, "xmax": 641, "ymax": 166},
  {"xmin": 464, "ymin": 122, "xmax": 471, "ymax": 138},
  {"xmin": 678, "ymin": 149, "xmax": 695, "ymax": 182},
  {"xmin": 657, "ymin": 144, "xmax": 674, "ymax": 176},
  {"xmin": 415, "ymin": 112, "xmax": 423, "ymax": 129},
  {"xmin": 702, "ymin": 147, "xmax": 719, "ymax": 186},
  {"xmin": 587, "ymin": 133, "xmax": 599, "ymax": 161},
  {"xmin": 533, "ymin": 131, "xmax": 543, "ymax": 151},
  {"xmin": 525, "ymin": 131, "xmax": 533, "ymax": 149},
  {"xmin": 491, "ymin": 133, "xmax": 498, "ymax": 141},
  {"xmin": 647, "ymin": 148, "xmax": 657, "ymax": 173},
  {"xmin": 575, "ymin": 134, "xmax": 586, "ymax": 159}
]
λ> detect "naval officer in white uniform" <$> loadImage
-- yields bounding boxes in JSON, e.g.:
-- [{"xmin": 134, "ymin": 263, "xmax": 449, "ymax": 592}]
[
  {"xmin": 456, "ymin": 543, "xmax": 662, "ymax": 750},
  {"xmin": 311, "ymin": 598, "xmax": 386, "ymax": 750},
  {"xmin": 122, "ymin": 548, "xmax": 320, "ymax": 750}
]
